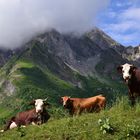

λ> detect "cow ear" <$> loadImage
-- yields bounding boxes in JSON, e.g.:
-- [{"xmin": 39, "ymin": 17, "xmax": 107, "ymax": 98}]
[
  {"xmin": 131, "ymin": 65, "xmax": 137, "ymax": 72},
  {"xmin": 67, "ymin": 98, "xmax": 73, "ymax": 104},
  {"xmin": 43, "ymin": 100, "xmax": 50, "ymax": 106},
  {"xmin": 44, "ymin": 102, "xmax": 50, "ymax": 106},
  {"xmin": 117, "ymin": 65, "xmax": 122, "ymax": 73},
  {"xmin": 29, "ymin": 100, "xmax": 35, "ymax": 105}
]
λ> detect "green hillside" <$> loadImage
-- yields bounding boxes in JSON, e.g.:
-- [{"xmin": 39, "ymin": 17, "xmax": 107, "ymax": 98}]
[
  {"xmin": 0, "ymin": 40, "xmax": 127, "ymax": 118},
  {"xmin": 0, "ymin": 29, "xmax": 138, "ymax": 140},
  {"xmin": 0, "ymin": 97, "xmax": 140, "ymax": 140}
]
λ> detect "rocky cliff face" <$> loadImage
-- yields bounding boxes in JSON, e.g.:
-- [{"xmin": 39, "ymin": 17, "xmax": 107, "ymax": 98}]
[
  {"xmin": 29, "ymin": 28, "xmax": 127, "ymax": 80},
  {"xmin": 0, "ymin": 49, "xmax": 14, "ymax": 67},
  {"xmin": 85, "ymin": 28, "xmax": 125, "ymax": 53},
  {"xmin": 0, "ymin": 27, "xmax": 139, "ymax": 81},
  {"xmin": 122, "ymin": 45, "xmax": 140, "ymax": 65}
]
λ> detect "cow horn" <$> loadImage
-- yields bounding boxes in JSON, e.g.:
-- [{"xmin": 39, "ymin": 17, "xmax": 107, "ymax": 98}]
[{"xmin": 43, "ymin": 97, "xmax": 48, "ymax": 101}]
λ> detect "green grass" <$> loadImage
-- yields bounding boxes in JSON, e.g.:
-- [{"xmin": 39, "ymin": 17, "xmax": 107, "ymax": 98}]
[
  {"xmin": 0, "ymin": 43, "xmax": 135, "ymax": 139},
  {"xmin": 0, "ymin": 97, "xmax": 140, "ymax": 140}
]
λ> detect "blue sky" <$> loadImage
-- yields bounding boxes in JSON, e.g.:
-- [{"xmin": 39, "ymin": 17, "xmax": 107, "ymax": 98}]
[{"xmin": 97, "ymin": 0, "xmax": 140, "ymax": 46}]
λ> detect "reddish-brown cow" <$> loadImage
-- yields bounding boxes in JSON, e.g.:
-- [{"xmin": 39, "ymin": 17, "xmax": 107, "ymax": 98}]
[
  {"xmin": 1, "ymin": 99, "xmax": 50, "ymax": 132},
  {"xmin": 61, "ymin": 95, "xmax": 106, "ymax": 115}
]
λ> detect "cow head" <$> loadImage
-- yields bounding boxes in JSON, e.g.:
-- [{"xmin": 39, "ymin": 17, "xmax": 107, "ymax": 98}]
[
  {"xmin": 61, "ymin": 96, "xmax": 73, "ymax": 108},
  {"xmin": 117, "ymin": 63, "xmax": 137, "ymax": 83},
  {"xmin": 29, "ymin": 98, "xmax": 49, "ymax": 113}
]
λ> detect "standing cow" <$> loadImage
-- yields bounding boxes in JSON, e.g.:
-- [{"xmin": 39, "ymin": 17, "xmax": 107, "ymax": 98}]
[
  {"xmin": 117, "ymin": 63, "xmax": 140, "ymax": 105},
  {"xmin": 1, "ymin": 99, "xmax": 50, "ymax": 132},
  {"xmin": 61, "ymin": 95, "xmax": 106, "ymax": 115}
]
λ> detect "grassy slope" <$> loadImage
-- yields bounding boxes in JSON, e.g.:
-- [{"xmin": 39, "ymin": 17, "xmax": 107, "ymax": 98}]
[
  {"xmin": 0, "ymin": 59, "xmax": 84, "ymax": 115},
  {"xmin": 0, "ymin": 58, "xmax": 126, "ymax": 109},
  {"xmin": 0, "ymin": 97, "xmax": 140, "ymax": 140},
  {"xmin": 0, "ymin": 57, "xmax": 127, "ymax": 124},
  {"xmin": 0, "ymin": 41, "xmax": 128, "ymax": 134}
]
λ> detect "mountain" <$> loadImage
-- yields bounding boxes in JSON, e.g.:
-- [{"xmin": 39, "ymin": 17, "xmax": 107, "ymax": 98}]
[
  {"xmin": 0, "ymin": 49, "xmax": 14, "ymax": 67},
  {"xmin": 122, "ymin": 45, "xmax": 140, "ymax": 65},
  {"xmin": 0, "ymin": 27, "xmax": 135, "ymax": 118},
  {"xmin": 85, "ymin": 28, "xmax": 125, "ymax": 52},
  {"xmin": 34, "ymin": 29, "xmax": 127, "ymax": 78}
]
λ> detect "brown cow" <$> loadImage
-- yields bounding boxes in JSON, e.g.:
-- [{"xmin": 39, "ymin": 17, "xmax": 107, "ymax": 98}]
[
  {"xmin": 117, "ymin": 63, "xmax": 140, "ymax": 105},
  {"xmin": 61, "ymin": 95, "xmax": 106, "ymax": 115},
  {"xmin": 1, "ymin": 99, "xmax": 50, "ymax": 132}
]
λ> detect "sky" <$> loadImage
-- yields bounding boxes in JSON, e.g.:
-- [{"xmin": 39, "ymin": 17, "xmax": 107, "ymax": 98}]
[
  {"xmin": 98, "ymin": 0, "xmax": 140, "ymax": 46},
  {"xmin": 0, "ymin": 0, "xmax": 139, "ymax": 49}
]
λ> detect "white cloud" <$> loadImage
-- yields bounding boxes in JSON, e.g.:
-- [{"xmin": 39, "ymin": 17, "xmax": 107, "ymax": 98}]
[
  {"xmin": 0, "ymin": 0, "xmax": 110, "ymax": 49},
  {"xmin": 116, "ymin": 1, "xmax": 132, "ymax": 8},
  {"xmin": 120, "ymin": 7, "xmax": 140, "ymax": 21},
  {"xmin": 103, "ymin": 20, "xmax": 140, "ymax": 33}
]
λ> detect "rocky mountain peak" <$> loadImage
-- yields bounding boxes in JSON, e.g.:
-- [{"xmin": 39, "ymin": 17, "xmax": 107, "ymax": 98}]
[
  {"xmin": 123, "ymin": 45, "xmax": 140, "ymax": 65},
  {"xmin": 0, "ymin": 27, "xmax": 139, "ymax": 78}
]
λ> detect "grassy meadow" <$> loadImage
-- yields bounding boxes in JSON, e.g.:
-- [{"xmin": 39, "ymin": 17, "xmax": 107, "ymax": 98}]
[
  {"xmin": 0, "ymin": 44, "xmax": 138, "ymax": 139},
  {"xmin": 0, "ymin": 97, "xmax": 140, "ymax": 140}
]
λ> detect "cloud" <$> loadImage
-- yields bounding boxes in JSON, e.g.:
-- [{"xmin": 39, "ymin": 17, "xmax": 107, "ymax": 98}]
[
  {"xmin": 120, "ymin": 7, "xmax": 140, "ymax": 21},
  {"xmin": 0, "ymin": 0, "xmax": 110, "ymax": 49},
  {"xmin": 103, "ymin": 20, "xmax": 140, "ymax": 33},
  {"xmin": 115, "ymin": 1, "xmax": 132, "ymax": 8}
]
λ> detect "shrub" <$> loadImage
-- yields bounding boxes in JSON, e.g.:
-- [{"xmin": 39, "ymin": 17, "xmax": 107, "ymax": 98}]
[{"xmin": 98, "ymin": 118, "xmax": 114, "ymax": 134}]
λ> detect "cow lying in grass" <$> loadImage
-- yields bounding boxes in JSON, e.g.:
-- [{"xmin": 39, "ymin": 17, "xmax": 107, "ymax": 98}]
[
  {"xmin": 1, "ymin": 99, "xmax": 50, "ymax": 132},
  {"xmin": 61, "ymin": 95, "xmax": 106, "ymax": 115},
  {"xmin": 117, "ymin": 63, "xmax": 140, "ymax": 105}
]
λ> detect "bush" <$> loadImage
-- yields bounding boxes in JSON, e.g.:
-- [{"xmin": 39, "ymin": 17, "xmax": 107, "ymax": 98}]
[{"xmin": 98, "ymin": 118, "xmax": 114, "ymax": 134}]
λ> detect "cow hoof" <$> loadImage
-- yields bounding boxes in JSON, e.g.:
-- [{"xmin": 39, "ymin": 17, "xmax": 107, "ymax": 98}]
[
  {"xmin": 21, "ymin": 125, "xmax": 26, "ymax": 128},
  {"xmin": 0, "ymin": 130, "xmax": 4, "ymax": 133},
  {"xmin": 31, "ymin": 122, "xmax": 36, "ymax": 125}
]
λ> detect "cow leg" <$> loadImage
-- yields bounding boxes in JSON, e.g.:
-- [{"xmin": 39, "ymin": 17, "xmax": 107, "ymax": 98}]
[
  {"xmin": 43, "ymin": 112, "xmax": 50, "ymax": 123},
  {"xmin": 95, "ymin": 106, "xmax": 101, "ymax": 113},
  {"xmin": 129, "ymin": 92, "xmax": 135, "ymax": 106},
  {"xmin": 9, "ymin": 122, "xmax": 18, "ymax": 129},
  {"xmin": 131, "ymin": 97, "xmax": 135, "ymax": 106},
  {"xmin": 97, "ymin": 101, "xmax": 106, "ymax": 112},
  {"xmin": 69, "ymin": 110, "xmax": 74, "ymax": 116},
  {"xmin": 68, "ymin": 108, "xmax": 73, "ymax": 116},
  {"xmin": 76, "ymin": 109, "xmax": 82, "ymax": 115},
  {"xmin": 25, "ymin": 120, "xmax": 32, "ymax": 126}
]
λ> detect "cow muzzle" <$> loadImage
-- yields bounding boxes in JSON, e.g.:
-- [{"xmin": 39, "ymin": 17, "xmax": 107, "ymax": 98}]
[
  {"xmin": 36, "ymin": 109, "xmax": 43, "ymax": 113},
  {"xmin": 63, "ymin": 104, "xmax": 67, "ymax": 108},
  {"xmin": 124, "ymin": 76, "xmax": 130, "ymax": 83}
]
